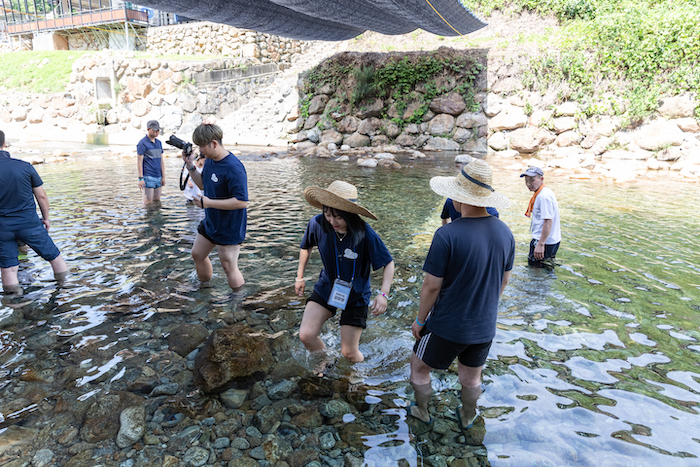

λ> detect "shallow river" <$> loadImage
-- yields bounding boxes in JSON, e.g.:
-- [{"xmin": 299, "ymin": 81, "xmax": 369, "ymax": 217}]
[{"xmin": 1, "ymin": 150, "xmax": 699, "ymax": 466}]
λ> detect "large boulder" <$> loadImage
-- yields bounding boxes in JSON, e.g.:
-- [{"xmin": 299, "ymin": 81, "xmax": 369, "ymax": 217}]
[
  {"xmin": 509, "ymin": 127, "xmax": 555, "ymax": 153},
  {"xmin": 193, "ymin": 324, "xmax": 275, "ymax": 393},
  {"xmin": 424, "ymin": 137, "xmax": 460, "ymax": 151},
  {"xmin": 633, "ymin": 120, "xmax": 685, "ymax": 151},
  {"xmin": 428, "ymin": 114, "xmax": 455, "ymax": 135},
  {"xmin": 307, "ymin": 95, "xmax": 329, "ymax": 115},
  {"xmin": 167, "ymin": 324, "xmax": 209, "ymax": 358},
  {"xmin": 337, "ymin": 116, "xmax": 360, "ymax": 134},
  {"xmin": 357, "ymin": 117, "xmax": 383, "ymax": 136},
  {"xmin": 456, "ymin": 112, "xmax": 487, "ymax": 129},
  {"xmin": 343, "ymin": 132, "xmax": 371, "ymax": 148},
  {"xmin": 489, "ymin": 106, "xmax": 527, "ymax": 131},
  {"xmin": 354, "ymin": 98, "xmax": 383, "ymax": 119},
  {"xmin": 429, "ymin": 92, "xmax": 466, "ymax": 116},
  {"xmin": 657, "ymin": 95, "xmax": 696, "ymax": 118}
]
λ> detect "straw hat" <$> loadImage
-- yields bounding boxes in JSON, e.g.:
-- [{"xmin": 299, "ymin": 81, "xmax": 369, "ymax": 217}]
[
  {"xmin": 430, "ymin": 159, "xmax": 511, "ymax": 210},
  {"xmin": 304, "ymin": 180, "xmax": 377, "ymax": 220}
]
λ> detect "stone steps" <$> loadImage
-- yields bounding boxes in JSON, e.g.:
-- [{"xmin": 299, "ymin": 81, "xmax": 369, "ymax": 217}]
[{"xmin": 219, "ymin": 41, "xmax": 341, "ymax": 147}]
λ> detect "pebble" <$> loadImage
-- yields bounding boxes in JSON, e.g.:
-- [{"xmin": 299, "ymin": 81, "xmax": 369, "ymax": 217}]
[
  {"xmin": 32, "ymin": 449, "xmax": 54, "ymax": 467},
  {"xmin": 220, "ymin": 388, "xmax": 248, "ymax": 409},
  {"xmin": 183, "ymin": 446, "xmax": 209, "ymax": 466},
  {"xmin": 231, "ymin": 437, "xmax": 251, "ymax": 450}
]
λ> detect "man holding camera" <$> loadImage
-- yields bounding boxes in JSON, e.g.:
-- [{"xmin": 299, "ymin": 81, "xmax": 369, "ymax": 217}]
[
  {"xmin": 182, "ymin": 124, "xmax": 248, "ymax": 290},
  {"xmin": 137, "ymin": 120, "xmax": 166, "ymax": 205}
]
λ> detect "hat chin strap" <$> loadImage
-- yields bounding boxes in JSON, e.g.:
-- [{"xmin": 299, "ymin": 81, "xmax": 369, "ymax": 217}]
[{"xmin": 461, "ymin": 167, "xmax": 494, "ymax": 192}]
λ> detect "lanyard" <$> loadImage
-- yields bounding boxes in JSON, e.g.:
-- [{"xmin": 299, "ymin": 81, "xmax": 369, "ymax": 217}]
[{"xmin": 333, "ymin": 235, "xmax": 356, "ymax": 282}]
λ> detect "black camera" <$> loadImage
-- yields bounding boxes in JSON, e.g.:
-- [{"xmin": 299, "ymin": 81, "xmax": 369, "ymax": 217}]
[{"xmin": 167, "ymin": 135, "xmax": 193, "ymax": 157}]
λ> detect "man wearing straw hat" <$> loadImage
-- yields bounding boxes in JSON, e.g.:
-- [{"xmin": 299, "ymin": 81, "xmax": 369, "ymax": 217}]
[
  {"xmin": 521, "ymin": 166, "xmax": 561, "ymax": 267},
  {"xmin": 409, "ymin": 159, "xmax": 514, "ymax": 429}
]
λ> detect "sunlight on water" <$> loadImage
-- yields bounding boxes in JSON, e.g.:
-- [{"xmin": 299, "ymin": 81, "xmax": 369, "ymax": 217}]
[{"xmin": 0, "ymin": 152, "xmax": 699, "ymax": 466}]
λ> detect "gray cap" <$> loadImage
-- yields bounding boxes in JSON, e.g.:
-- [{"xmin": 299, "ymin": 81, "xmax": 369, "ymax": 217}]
[
  {"xmin": 520, "ymin": 166, "xmax": 544, "ymax": 177},
  {"xmin": 147, "ymin": 120, "xmax": 161, "ymax": 131}
]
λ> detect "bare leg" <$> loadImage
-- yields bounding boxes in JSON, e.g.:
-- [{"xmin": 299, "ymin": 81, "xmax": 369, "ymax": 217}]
[
  {"xmin": 217, "ymin": 244, "xmax": 244, "ymax": 290},
  {"xmin": 1, "ymin": 266, "xmax": 20, "ymax": 294},
  {"xmin": 49, "ymin": 254, "xmax": 68, "ymax": 284},
  {"xmin": 152, "ymin": 186, "xmax": 163, "ymax": 202},
  {"xmin": 339, "ymin": 325, "xmax": 364, "ymax": 363},
  {"xmin": 457, "ymin": 363, "xmax": 483, "ymax": 428},
  {"xmin": 191, "ymin": 233, "xmax": 215, "ymax": 283},
  {"xmin": 409, "ymin": 352, "xmax": 433, "ymax": 423},
  {"xmin": 143, "ymin": 187, "xmax": 155, "ymax": 205},
  {"xmin": 299, "ymin": 301, "xmax": 332, "ymax": 353}
]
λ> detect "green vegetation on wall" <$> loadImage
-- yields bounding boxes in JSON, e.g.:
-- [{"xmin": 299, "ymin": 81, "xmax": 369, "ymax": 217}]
[
  {"xmin": 463, "ymin": 0, "xmax": 700, "ymax": 123},
  {"xmin": 302, "ymin": 50, "xmax": 484, "ymax": 128}
]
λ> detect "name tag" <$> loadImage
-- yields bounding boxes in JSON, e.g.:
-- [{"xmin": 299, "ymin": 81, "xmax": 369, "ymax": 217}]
[{"xmin": 328, "ymin": 279, "xmax": 352, "ymax": 310}]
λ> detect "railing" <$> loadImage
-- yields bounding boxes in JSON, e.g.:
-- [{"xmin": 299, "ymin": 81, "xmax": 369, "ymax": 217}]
[{"xmin": 4, "ymin": 5, "xmax": 148, "ymax": 36}]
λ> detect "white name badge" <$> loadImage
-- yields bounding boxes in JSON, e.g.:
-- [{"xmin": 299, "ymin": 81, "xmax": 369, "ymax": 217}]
[{"xmin": 328, "ymin": 279, "xmax": 352, "ymax": 310}]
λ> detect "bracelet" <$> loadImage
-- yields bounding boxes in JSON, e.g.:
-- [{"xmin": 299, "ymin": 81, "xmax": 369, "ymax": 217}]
[
  {"xmin": 380, "ymin": 293, "xmax": 388, "ymax": 299},
  {"xmin": 138, "ymin": 177, "xmax": 144, "ymax": 181},
  {"xmin": 187, "ymin": 166, "xmax": 196, "ymax": 171},
  {"xmin": 295, "ymin": 277, "xmax": 306, "ymax": 282},
  {"xmin": 415, "ymin": 317, "xmax": 426, "ymax": 326}
]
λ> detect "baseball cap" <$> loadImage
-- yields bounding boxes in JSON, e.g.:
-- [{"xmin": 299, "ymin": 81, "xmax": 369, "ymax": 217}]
[
  {"xmin": 147, "ymin": 120, "xmax": 161, "ymax": 131},
  {"xmin": 520, "ymin": 166, "xmax": 544, "ymax": 177}
]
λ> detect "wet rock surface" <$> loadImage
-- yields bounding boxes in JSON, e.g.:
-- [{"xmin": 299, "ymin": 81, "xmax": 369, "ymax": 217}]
[{"xmin": 0, "ymin": 288, "xmax": 491, "ymax": 467}]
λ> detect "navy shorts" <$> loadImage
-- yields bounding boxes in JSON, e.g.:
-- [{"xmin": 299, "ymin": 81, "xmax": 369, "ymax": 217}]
[
  {"xmin": 0, "ymin": 224, "xmax": 61, "ymax": 268},
  {"xmin": 307, "ymin": 290, "xmax": 369, "ymax": 329},
  {"xmin": 528, "ymin": 239, "xmax": 560, "ymax": 264},
  {"xmin": 143, "ymin": 176, "xmax": 162, "ymax": 189},
  {"xmin": 413, "ymin": 327, "xmax": 492, "ymax": 369}
]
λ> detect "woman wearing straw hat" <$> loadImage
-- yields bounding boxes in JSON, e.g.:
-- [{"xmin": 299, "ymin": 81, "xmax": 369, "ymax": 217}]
[
  {"xmin": 409, "ymin": 159, "xmax": 514, "ymax": 429},
  {"xmin": 295, "ymin": 180, "xmax": 395, "ymax": 368}
]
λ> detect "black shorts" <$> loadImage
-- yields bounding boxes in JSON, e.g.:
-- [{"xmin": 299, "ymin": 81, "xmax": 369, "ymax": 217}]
[
  {"xmin": 413, "ymin": 327, "xmax": 492, "ymax": 369},
  {"xmin": 528, "ymin": 239, "xmax": 560, "ymax": 264},
  {"xmin": 307, "ymin": 290, "xmax": 369, "ymax": 329}
]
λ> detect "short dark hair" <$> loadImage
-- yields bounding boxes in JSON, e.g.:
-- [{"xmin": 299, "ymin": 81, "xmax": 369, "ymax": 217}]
[
  {"xmin": 0, "ymin": 130, "xmax": 4, "ymax": 148},
  {"xmin": 321, "ymin": 206, "xmax": 366, "ymax": 247},
  {"xmin": 193, "ymin": 123, "xmax": 223, "ymax": 147}
]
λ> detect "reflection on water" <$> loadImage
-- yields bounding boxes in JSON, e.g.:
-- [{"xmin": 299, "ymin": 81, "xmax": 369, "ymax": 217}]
[{"xmin": 1, "ymin": 152, "xmax": 699, "ymax": 466}]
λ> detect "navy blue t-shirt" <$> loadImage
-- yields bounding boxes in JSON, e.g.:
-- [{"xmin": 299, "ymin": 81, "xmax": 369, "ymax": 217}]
[
  {"xmin": 441, "ymin": 198, "xmax": 498, "ymax": 220},
  {"xmin": 300, "ymin": 214, "xmax": 393, "ymax": 308},
  {"xmin": 136, "ymin": 136, "xmax": 163, "ymax": 178},
  {"xmin": 201, "ymin": 153, "xmax": 248, "ymax": 245},
  {"xmin": 423, "ymin": 216, "xmax": 514, "ymax": 344},
  {"xmin": 0, "ymin": 151, "xmax": 44, "ymax": 231}
]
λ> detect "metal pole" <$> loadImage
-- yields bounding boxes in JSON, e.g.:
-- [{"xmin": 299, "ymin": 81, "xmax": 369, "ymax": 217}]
[{"xmin": 124, "ymin": 10, "xmax": 127, "ymax": 50}]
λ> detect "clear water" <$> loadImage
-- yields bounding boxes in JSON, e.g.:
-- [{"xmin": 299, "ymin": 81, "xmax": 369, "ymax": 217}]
[{"xmin": 1, "ymin": 151, "xmax": 699, "ymax": 466}]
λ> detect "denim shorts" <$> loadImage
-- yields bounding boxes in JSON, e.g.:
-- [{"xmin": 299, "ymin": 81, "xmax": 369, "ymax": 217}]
[
  {"xmin": 143, "ymin": 176, "xmax": 162, "ymax": 189},
  {"xmin": 0, "ymin": 224, "xmax": 61, "ymax": 268}
]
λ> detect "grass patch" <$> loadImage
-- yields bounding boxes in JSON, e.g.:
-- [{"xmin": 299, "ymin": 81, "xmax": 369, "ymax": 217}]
[{"xmin": 0, "ymin": 50, "xmax": 89, "ymax": 93}]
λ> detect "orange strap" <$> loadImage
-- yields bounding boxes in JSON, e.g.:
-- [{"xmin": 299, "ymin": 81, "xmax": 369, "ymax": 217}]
[{"xmin": 525, "ymin": 183, "xmax": 545, "ymax": 217}]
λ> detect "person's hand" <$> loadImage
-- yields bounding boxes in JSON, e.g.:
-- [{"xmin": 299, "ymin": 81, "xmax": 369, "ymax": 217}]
[
  {"xmin": 411, "ymin": 319, "xmax": 424, "ymax": 340},
  {"xmin": 534, "ymin": 242, "xmax": 545, "ymax": 260},
  {"xmin": 294, "ymin": 278, "xmax": 306, "ymax": 296},
  {"xmin": 41, "ymin": 218, "xmax": 51, "ymax": 231},
  {"xmin": 138, "ymin": 179, "xmax": 145, "ymax": 191},
  {"xmin": 161, "ymin": 177, "xmax": 166, "ymax": 187},
  {"xmin": 193, "ymin": 194, "xmax": 208, "ymax": 209},
  {"xmin": 371, "ymin": 293, "xmax": 388, "ymax": 316}
]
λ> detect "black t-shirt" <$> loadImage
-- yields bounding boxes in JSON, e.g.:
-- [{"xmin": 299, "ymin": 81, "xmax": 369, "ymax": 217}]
[{"xmin": 423, "ymin": 216, "xmax": 514, "ymax": 344}]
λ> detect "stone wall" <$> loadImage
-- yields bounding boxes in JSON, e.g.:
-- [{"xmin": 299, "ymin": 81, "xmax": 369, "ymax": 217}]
[
  {"xmin": 289, "ymin": 50, "xmax": 489, "ymax": 154},
  {"xmin": 0, "ymin": 51, "xmax": 283, "ymax": 142},
  {"xmin": 145, "ymin": 22, "xmax": 311, "ymax": 66},
  {"xmin": 482, "ymin": 59, "xmax": 700, "ymax": 182}
]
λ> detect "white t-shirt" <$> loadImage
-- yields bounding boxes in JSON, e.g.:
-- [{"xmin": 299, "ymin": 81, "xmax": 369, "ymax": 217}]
[
  {"xmin": 183, "ymin": 166, "xmax": 203, "ymax": 201},
  {"xmin": 530, "ymin": 187, "xmax": 561, "ymax": 244}
]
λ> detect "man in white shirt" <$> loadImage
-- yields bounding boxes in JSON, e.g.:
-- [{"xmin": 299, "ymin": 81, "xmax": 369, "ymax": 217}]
[{"xmin": 521, "ymin": 166, "xmax": 561, "ymax": 266}]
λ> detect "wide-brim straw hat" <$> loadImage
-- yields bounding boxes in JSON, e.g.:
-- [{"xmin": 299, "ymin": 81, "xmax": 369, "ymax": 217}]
[
  {"xmin": 304, "ymin": 180, "xmax": 377, "ymax": 220},
  {"xmin": 430, "ymin": 159, "xmax": 511, "ymax": 210}
]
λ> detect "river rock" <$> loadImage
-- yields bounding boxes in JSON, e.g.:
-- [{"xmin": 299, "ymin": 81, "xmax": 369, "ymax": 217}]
[
  {"xmin": 488, "ymin": 132, "xmax": 508, "ymax": 151},
  {"xmin": 674, "ymin": 117, "xmax": 700, "ymax": 133},
  {"xmin": 254, "ymin": 405, "xmax": 279, "ymax": 434},
  {"xmin": 193, "ymin": 323, "xmax": 274, "ymax": 393},
  {"xmin": 0, "ymin": 426, "xmax": 38, "ymax": 455},
  {"xmin": 357, "ymin": 158, "xmax": 378, "ymax": 167},
  {"xmin": 555, "ymin": 101, "xmax": 578, "ymax": 116},
  {"xmin": 307, "ymin": 127, "xmax": 321, "ymax": 143},
  {"xmin": 355, "ymin": 98, "xmax": 383, "ymax": 119},
  {"xmin": 308, "ymin": 95, "xmax": 329, "ymax": 115},
  {"xmin": 116, "ymin": 406, "xmax": 145, "ymax": 448},
  {"xmin": 456, "ymin": 112, "xmax": 487, "ymax": 129},
  {"xmin": 590, "ymin": 115, "xmax": 621, "ymax": 137},
  {"xmin": 344, "ymin": 133, "xmax": 371, "ymax": 148},
  {"xmin": 462, "ymin": 139, "xmax": 488, "ymax": 153},
  {"xmin": 428, "ymin": 114, "xmax": 455, "ymax": 135},
  {"xmin": 553, "ymin": 117, "xmax": 577, "ymax": 134},
  {"xmin": 357, "ymin": 117, "xmax": 383, "ymax": 136},
  {"xmin": 183, "ymin": 446, "xmax": 209, "ymax": 467},
  {"xmin": 395, "ymin": 133, "xmax": 415, "ymax": 146},
  {"xmin": 288, "ymin": 449, "xmax": 319, "ymax": 467},
  {"xmin": 556, "ymin": 130, "xmax": 582, "ymax": 147},
  {"xmin": 168, "ymin": 323, "xmax": 209, "ymax": 357},
  {"xmin": 338, "ymin": 423, "xmax": 376, "ymax": 450},
  {"xmin": 401, "ymin": 96, "xmax": 426, "ymax": 121},
  {"xmin": 429, "ymin": 92, "xmax": 466, "ymax": 116},
  {"xmin": 509, "ymin": 127, "xmax": 554, "ymax": 153},
  {"xmin": 657, "ymin": 95, "xmax": 696, "ymax": 118},
  {"xmin": 320, "ymin": 129, "xmax": 343, "ymax": 145},
  {"xmin": 303, "ymin": 114, "xmax": 320, "ymax": 130},
  {"xmin": 220, "ymin": 388, "xmax": 248, "ymax": 408},
  {"xmin": 262, "ymin": 434, "xmax": 293, "ymax": 464},
  {"xmin": 489, "ymin": 106, "xmax": 527, "ymax": 131},
  {"xmin": 424, "ymin": 137, "xmax": 460, "ymax": 151},
  {"xmin": 634, "ymin": 120, "xmax": 685, "ymax": 151}
]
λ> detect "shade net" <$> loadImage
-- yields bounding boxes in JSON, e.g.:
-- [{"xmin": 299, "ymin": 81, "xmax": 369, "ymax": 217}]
[{"xmin": 134, "ymin": 0, "xmax": 486, "ymax": 40}]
